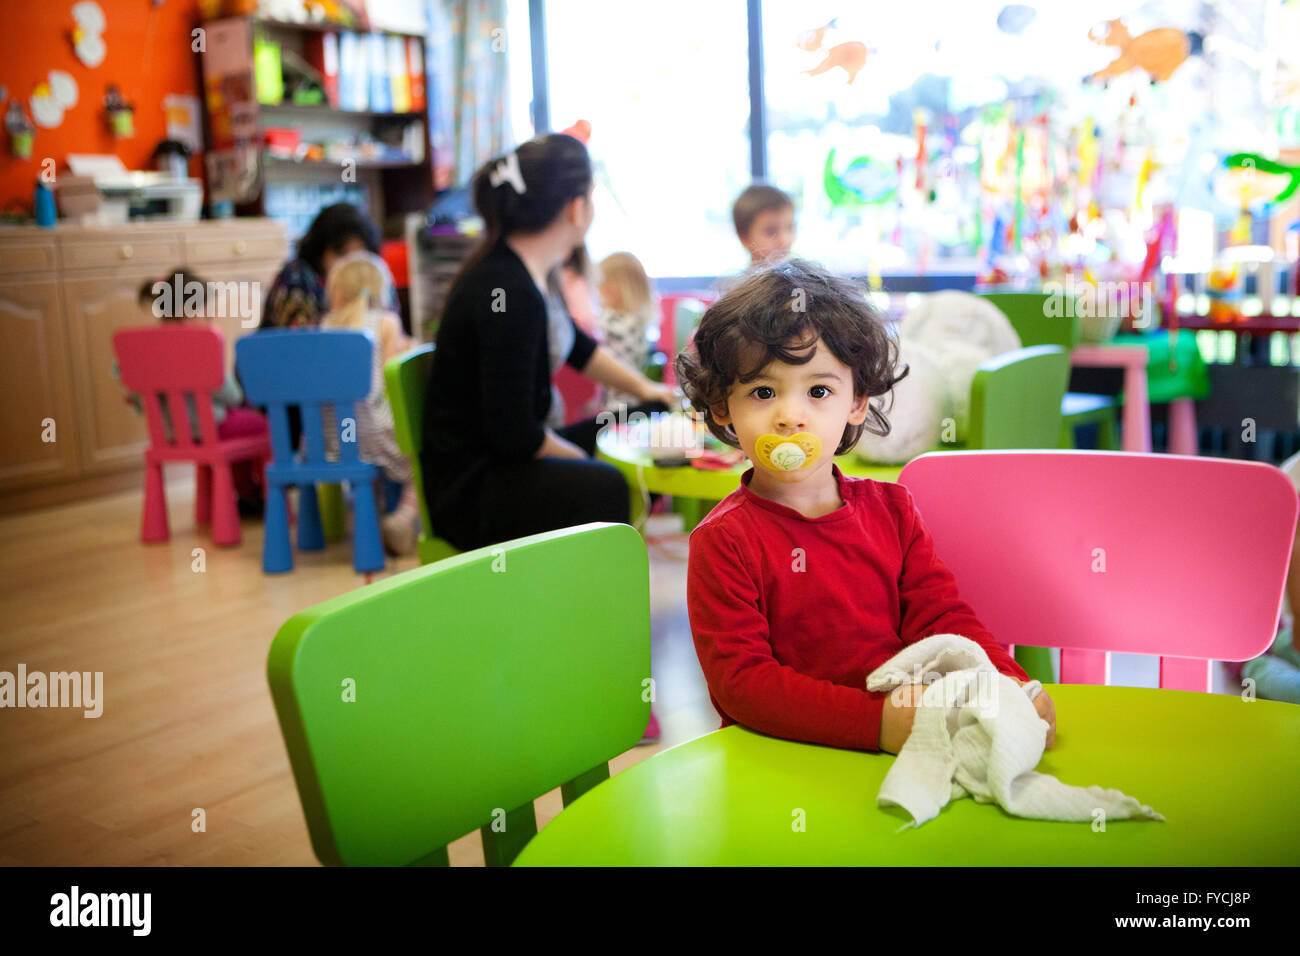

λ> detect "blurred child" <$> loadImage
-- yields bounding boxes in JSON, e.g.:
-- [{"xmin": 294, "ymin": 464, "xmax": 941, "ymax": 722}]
[
  {"xmin": 674, "ymin": 258, "xmax": 1054, "ymax": 755},
  {"xmin": 320, "ymin": 250, "xmax": 420, "ymax": 556},
  {"xmin": 594, "ymin": 251, "xmax": 657, "ymax": 413},
  {"xmin": 732, "ymin": 184, "xmax": 796, "ymax": 267},
  {"xmin": 131, "ymin": 270, "xmax": 267, "ymax": 516}
]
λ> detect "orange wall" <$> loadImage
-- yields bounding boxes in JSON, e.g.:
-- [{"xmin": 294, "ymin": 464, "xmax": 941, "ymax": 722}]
[{"xmin": 0, "ymin": 0, "xmax": 205, "ymax": 210}]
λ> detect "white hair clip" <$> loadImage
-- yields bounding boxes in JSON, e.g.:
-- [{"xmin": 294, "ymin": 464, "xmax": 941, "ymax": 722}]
[{"xmin": 488, "ymin": 150, "xmax": 527, "ymax": 194}]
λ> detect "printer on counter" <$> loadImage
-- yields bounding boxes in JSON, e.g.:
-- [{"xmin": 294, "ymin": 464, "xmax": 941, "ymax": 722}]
[{"xmin": 57, "ymin": 154, "xmax": 203, "ymax": 225}]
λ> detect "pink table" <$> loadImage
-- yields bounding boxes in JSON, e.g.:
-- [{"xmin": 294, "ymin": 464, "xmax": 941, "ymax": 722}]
[
  {"xmin": 1069, "ymin": 344, "xmax": 1200, "ymax": 455},
  {"xmin": 1070, "ymin": 344, "xmax": 1151, "ymax": 453}
]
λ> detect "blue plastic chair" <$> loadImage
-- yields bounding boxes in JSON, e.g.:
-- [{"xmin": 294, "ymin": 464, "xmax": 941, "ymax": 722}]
[{"xmin": 236, "ymin": 329, "xmax": 385, "ymax": 575}]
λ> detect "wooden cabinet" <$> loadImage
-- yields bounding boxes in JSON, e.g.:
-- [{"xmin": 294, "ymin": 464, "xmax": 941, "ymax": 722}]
[
  {"xmin": 0, "ymin": 279, "xmax": 80, "ymax": 490},
  {"xmin": 0, "ymin": 220, "xmax": 287, "ymax": 509},
  {"xmin": 62, "ymin": 270, "xmax": 158, "ymax": 475}
]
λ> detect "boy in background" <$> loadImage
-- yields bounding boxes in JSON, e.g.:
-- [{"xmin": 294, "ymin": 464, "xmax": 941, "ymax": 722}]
[{"xmin": 732, "ymin": 184, "xmax": 796, "ymax": 267}]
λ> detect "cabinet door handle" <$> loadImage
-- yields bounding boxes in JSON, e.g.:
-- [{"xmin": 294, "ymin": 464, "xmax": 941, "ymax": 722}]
[
  {"xmin": 120, "ymin": 244, "xmax": 134, "ymax": 259},
  {"xmin": 234, "ymin": 240, "xmax": 247, "ymax": 255}
]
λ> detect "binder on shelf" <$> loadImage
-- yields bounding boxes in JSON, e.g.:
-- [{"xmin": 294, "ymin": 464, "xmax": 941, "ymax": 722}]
[
  {"xmin": 367, "ymin": 33, "xmax": 392, "ymax": 113},
  {"xmin": 407, "ymin": 37, "xmax": 426, "ymax": 112},
  {"xmin": 388, "ymin": 35, "xmax": 412, "ymax": 113},
  {"xmin": 304, "ymin": 32, "xmax": 340, "ymax": 108},
  {"xmin": 337, "ymin": 31, "xmax": 364, "ymax": 111}
]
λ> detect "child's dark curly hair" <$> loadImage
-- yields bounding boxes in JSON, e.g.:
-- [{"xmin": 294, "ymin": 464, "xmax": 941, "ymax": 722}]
[{"xmin": 674, "ymin": 259, "xmax": 908, "ymax": 456}]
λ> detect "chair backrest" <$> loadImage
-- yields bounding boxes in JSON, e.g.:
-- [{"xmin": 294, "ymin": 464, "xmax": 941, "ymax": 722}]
[
  {"xmin": 967, "ymin": 345, "xmax": 1068, "ymax": 449},
  {"xmin": 658, "ymin": 292, "xmax": 716, "ymax": 384},
  {"xmin": 674, "ymin": 298, "xmax": 708, "ymax": 356},
  {"xmin": 113, "ymin": 324, "xmax": 226, "ymax": 449},
  {"xmin": 384, "ymin": 343, "xmax": 434, "ymax": 539},
  {"xmin": 898, "ymin": 450, "xmax": 1298, "ymax": 680},
  {"xmin": 267, "ymin": 521, "xmax": 651, "ymax": 866},
  {"xmin": 979, "ymin": 292, "xmax": 1081, "ymax": 350},
  {"xmin": 555, "ymin": 363, "xmax": 601, "ymax": 424},
  {"xmin": 236, "ymin": 329, "xmax": 372, "ymax": 465}
]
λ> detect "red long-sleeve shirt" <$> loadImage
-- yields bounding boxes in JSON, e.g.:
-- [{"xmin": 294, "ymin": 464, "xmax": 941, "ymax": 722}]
[{"xmin": 686, "ymin": 463, "xmax": 1028, "ymax": 752}]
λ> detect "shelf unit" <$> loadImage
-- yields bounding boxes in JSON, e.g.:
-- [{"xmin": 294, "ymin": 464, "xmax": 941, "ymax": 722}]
[{"xmin": 197, "ymin": 14, "xmax": 435, "ymax": 244}]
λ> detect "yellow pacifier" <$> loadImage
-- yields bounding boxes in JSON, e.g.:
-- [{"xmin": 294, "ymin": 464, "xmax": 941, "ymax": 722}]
[{"xmin": 753, "ymin": 432, "xmax": 822, "ymax": 472}]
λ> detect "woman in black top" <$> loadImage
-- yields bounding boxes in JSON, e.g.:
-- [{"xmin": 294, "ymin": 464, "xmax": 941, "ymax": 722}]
[{"xmin": 422, "ymin": 133, "xmax": 675, "ymax": 551}]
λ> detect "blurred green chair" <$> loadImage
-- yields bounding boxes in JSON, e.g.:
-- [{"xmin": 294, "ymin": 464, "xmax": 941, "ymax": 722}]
[
  {"xmin": 852, "ymin": 343, "xmax": 1071, "ymax": 461},
  {"xmin": 979, "ymin": 292, "xmax": 1120, "ymax": 451},
  {"xmin": 384, "ymin": 344, "xmax": 460, "ymax": 565},
  {"xmin": 267, "ymin": 521, "xmax": 651, "ymax": 866}
]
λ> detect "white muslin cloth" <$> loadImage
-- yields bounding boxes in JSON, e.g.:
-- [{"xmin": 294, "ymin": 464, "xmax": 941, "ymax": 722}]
[{"xmin": 866, "ymin": 634, "xmax": 1165, "ymax": 830}]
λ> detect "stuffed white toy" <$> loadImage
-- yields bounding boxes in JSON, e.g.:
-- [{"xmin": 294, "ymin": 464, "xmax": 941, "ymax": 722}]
[{"xmin": 855, "ymin": 292, "xmax": 1021, "ymax": 465}]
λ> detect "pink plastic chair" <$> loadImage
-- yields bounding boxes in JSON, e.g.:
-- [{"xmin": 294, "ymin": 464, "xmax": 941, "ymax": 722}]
[
  {"xmin": 113, "ymin": 325, "xmax": 271, "ymax": 547},
  {"xmin": 898, "ymin": 450, "xmax": 1298, "ymax": 692},
  {"xmin": 657, "ymin": 292, "xmax": 716, "ymax": 385}
]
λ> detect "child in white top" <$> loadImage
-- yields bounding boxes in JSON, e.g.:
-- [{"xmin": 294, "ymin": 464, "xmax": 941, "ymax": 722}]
[
  {"xmin": 595, "ymin": 251, "xmax": 657, "ymax": 412},
  {"xmin": 321, "ymin": 250, "xmax": 420, "ymax": 556}
]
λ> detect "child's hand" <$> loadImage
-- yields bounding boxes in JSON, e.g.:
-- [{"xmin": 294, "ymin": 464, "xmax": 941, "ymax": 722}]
[
  {"xmin": 1012, "ymin": 677, "xmax": 1056, "ymax": 749},
  {"xmin": 879, "ymin": 683, "xmax": 927, "ymax": 754}
]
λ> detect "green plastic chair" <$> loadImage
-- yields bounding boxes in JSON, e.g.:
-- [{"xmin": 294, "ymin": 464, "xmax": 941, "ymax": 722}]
[
  {"xmin": 267, "ymin": 521, "xmax": 652, "ymax": 866},
  {"xmin": 979, "ymin": 292, "xmax": 1120, "ymax": 451},
  {"xmin": 674, "ymin": 298, "xmax": 707, "ymax": 356},
  {"xmin": 963, "ymin": 344, "xmax": 1069, "ymax": 449},
  {"xmin": 384, "ymin": 344, "xmax": 461, "ymax": 564}
]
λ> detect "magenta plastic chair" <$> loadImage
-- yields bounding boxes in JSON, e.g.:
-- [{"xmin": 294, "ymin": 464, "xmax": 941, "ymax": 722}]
[
  {"xmin": 113, "ymin": 325, "xmax": 270, "ymax": 547},
  {"xmin": 898, "ymin": 450, "xmax": 1299, "ymax": 692}
]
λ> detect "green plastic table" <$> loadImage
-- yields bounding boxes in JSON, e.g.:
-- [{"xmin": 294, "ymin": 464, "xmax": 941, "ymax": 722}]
[
  {"xmin": 514, "ymin": 685, "xmax": 1300, "ymax": 865},
  {"xmin": 595, "ymin": 425, "xmax": 907, "ymax": 531}
]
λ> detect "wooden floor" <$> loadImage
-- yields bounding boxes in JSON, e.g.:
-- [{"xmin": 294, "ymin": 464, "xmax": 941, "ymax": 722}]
[{"xmin": 0, "ymin": 471, "xmax": 717, "ymax": 865}]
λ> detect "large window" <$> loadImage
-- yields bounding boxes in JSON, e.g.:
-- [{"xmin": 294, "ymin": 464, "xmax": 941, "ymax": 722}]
[
  {"xmin": 542, "ymin": 0, "xmax": 753, "ymax": 277},
  {"xmin": 509, "ymin": 0, "xmax": 1283, "ymax": 279}
]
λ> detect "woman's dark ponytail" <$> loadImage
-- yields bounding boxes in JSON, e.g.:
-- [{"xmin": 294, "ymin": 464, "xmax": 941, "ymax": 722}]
[{"xmin": 448, "ymin": 133, "xmax": 593, "ymax": 294}]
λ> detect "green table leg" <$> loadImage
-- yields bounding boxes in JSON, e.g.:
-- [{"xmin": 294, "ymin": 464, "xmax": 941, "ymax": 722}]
[
  {"xmin": 674, "ymin": 498, "xmax": 720, "ymax": 533},
  {"xmin": 627, "ymin": 479, "xmax": 647, "ymax": 534}
]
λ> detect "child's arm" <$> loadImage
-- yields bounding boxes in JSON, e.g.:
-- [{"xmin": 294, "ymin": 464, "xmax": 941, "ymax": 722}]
[
  {"xmin": 379, "ymin": 312, "xmax": 412, "ymax": 365},
  {"xmin": 894, "ymin": 486, "xmax": 1030, "ymax": 682},
  {"xmin": 687, "ymin": 521, "xmax": 896, "ymax": 751}
]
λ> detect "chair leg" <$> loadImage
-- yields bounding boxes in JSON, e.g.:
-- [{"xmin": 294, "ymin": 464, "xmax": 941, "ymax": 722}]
[
  {"xmin": 194, "ymin": 464, "xmax": 213, "ymax": 527},
  {"xmin": 350, "ymin": 479, "xmax": 386, "ymax": 574},
  {"xmin": 480, "ymin": 804, "xmax": 538, "ymax": 867},
  {"xmin": 297, "ymin": 483, "xmax": 325, "ymax": 551},
  {"xmin": 142, "ymin": 461, "xmax": 169, "ymax": 543},
  {"xmin": 211, "ymin": 463, "xmax": 241, "ymax": 547},
  {"xmin": 1166, "ymin": 398, "xmax": 1199, "ymax": 456},
  {"xmin": 561, "ymin": 762, "xmax": 610, "ymax": 808},
  {"xmin": 263, "ymin": 484, "xmax": 293, "ymax": 573}
]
